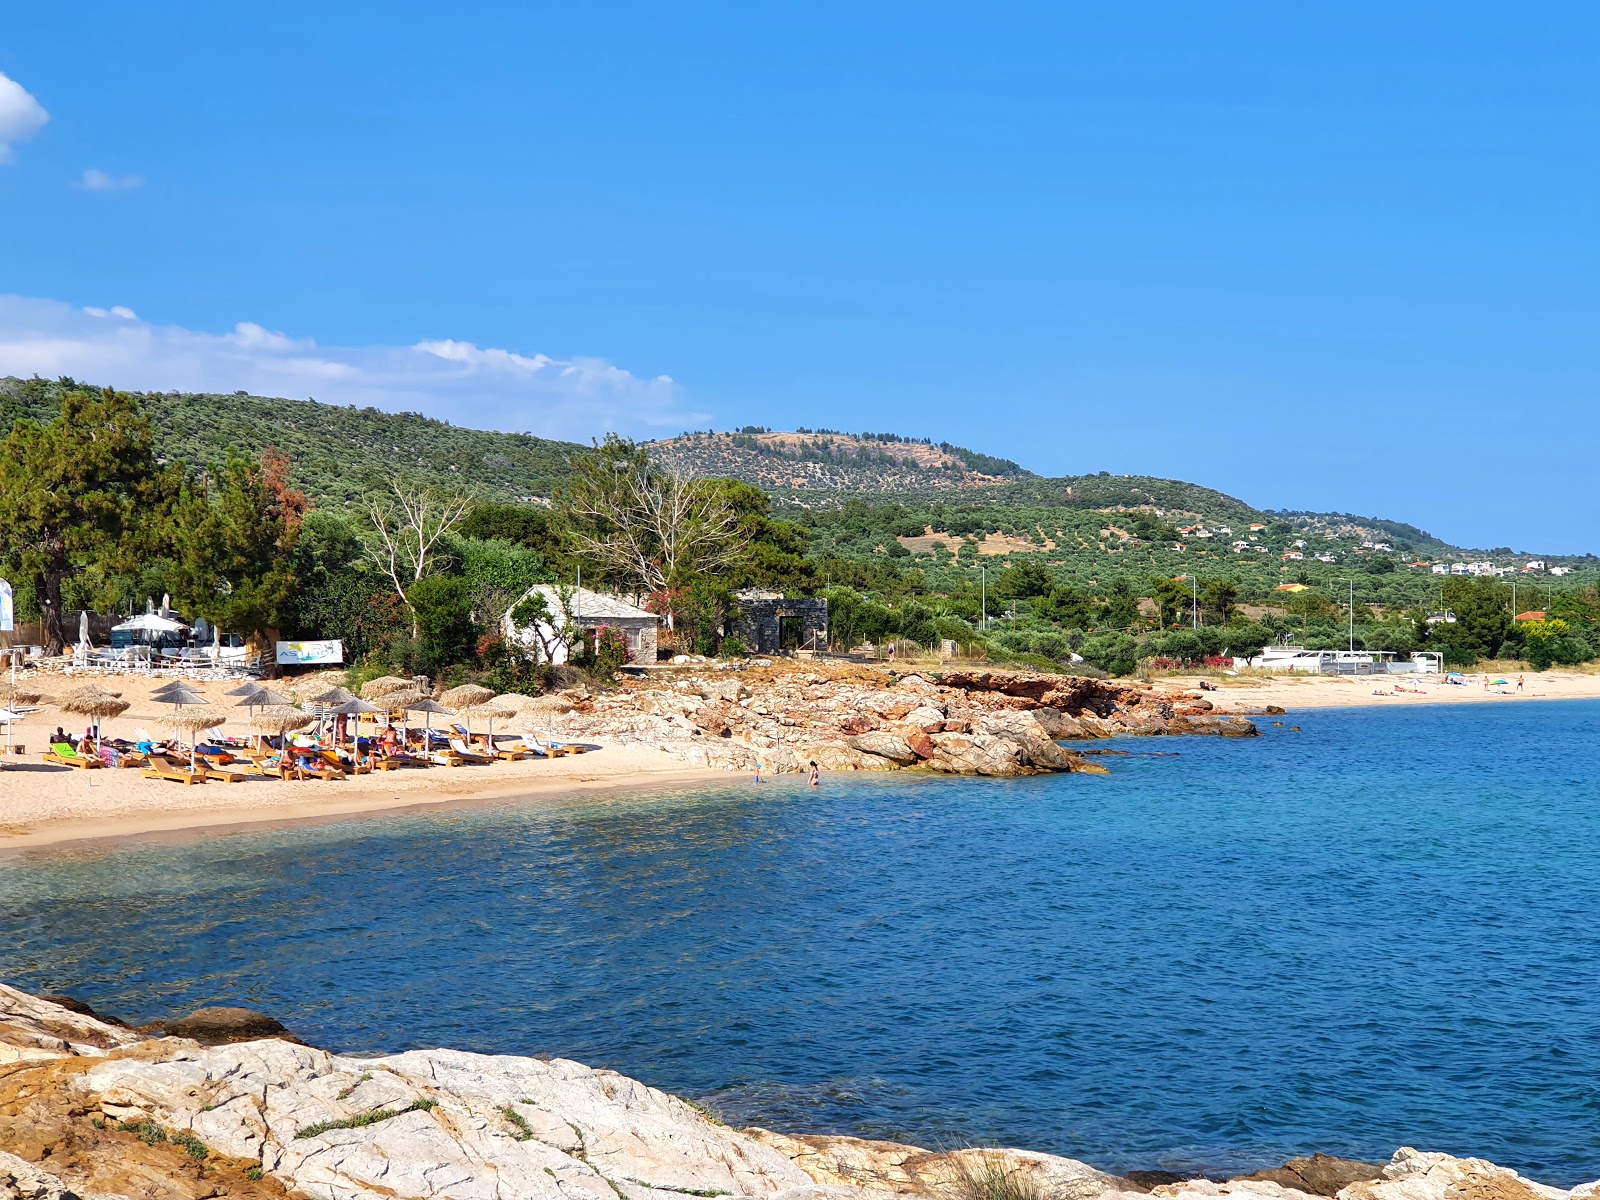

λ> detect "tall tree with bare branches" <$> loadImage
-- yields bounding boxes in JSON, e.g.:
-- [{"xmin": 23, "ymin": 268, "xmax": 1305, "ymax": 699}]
[
  {"xmin": 559, "ymin": 436, "xmax": 749, "ymax": 617},
  {"xmin": 367, "ymin": 478, "xmax": 473, "ymax": 638}
]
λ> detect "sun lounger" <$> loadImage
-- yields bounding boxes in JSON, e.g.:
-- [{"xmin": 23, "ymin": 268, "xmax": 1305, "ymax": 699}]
[
  {"xmin": 480, "ymin": 736, "xmax": 526, "ymax": 762},
  {"xmin": 236, "ymin": 755, "xmax": 286, "ymax": 779},
  {"xmin": 142, "ymin": 760, "xmax": 206, "ymax": 785},
  {"xmin": 44, "ymin": 742, "xmax": 105, "ymax": 769},
  {"xmin": 448, "ymin": 738, "xmax": 496, "ymax": 765},
  {"xmin": 190, "ymin": 759, "xmax": 246, "ymax": 783},
  {"xmin": 524, "ymin": 734, "xmax": 584, "ymax": 758}
]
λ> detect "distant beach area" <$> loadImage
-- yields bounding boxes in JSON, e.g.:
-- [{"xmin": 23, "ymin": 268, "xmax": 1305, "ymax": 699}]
[{"xmin": 1151, "ymin": 666, "xmax": 1600, "ymax": 710}]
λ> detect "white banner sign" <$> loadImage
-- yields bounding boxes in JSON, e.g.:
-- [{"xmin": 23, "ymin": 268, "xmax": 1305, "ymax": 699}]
[
  {"xmin": 275, "ymin": 639, "xmax": 344, "ymax": 666},
  {"xmin": 0, "ymin": 580, "xmax": 12, "ymax": 633}
]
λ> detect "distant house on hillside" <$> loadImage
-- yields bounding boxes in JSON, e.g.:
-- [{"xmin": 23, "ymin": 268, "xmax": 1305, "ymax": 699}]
[
  {"xmin": 1515, "ymin": 611, "xmax": 1547, "ymax": 622},
  {"xmin": 504, "ymin": 585, "xmax": 659, "ymax": 665}
]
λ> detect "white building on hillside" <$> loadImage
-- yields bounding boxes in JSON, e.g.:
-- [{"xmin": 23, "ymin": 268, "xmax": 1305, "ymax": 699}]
[{"xmin": 504, "ymin": 586, "xmax": 660, "ymax": 665}]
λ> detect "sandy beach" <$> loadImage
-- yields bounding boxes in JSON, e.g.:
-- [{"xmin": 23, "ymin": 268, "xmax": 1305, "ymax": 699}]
[
  {"xmin": 1152, "ymin": 667, "xmax": 1600, "ymax": 710},
  {"xmin": 7, "ymin": 665, "xmax": 1600, "ymax": 852},
  {"xmin": 0, "ymin": 672, "xmax": 728, "ymax": 851}
]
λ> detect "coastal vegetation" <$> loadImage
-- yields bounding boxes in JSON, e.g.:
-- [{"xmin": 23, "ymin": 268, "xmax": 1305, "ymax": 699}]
[{"xmin": 3, "ymin": 376, "xmax": 1598, "ymax": 678}]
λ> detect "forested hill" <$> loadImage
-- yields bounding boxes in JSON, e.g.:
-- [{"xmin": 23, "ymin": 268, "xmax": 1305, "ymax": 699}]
[
  {"xmin": 2, "ymin": 377, "xmax": 1485, "ymax": 560},
  {"xmin": 0, "ymin": 377, "xmax": 582, "ymax": 507},
  {"xmin": 649, "ymin": 429, "xmax": 1031, "ymax": 496}
]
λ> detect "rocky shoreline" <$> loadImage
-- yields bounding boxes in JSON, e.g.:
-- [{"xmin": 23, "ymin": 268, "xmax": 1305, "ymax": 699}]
[
  {"xmin": 1, "ymin": 984, "xmax": 1589, "ymax": 1200},
  {"xmin": 547, "ymin": 664, "xmax": 1263, "ymax": 778}
]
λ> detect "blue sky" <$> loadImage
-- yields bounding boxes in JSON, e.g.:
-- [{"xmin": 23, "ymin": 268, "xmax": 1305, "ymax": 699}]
[{"xmin": 1, "ymin": 5, "xmax": 1596, "ymax": 551}]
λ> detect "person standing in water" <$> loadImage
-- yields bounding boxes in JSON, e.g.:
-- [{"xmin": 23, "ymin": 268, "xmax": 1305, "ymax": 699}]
[
  {"xmin": 808, "ymin": 760, "xmax": 819, "ymax": 787},
  {"xmin": 753, "ymin": 759, "xmax": 763, "ymax": 783}
]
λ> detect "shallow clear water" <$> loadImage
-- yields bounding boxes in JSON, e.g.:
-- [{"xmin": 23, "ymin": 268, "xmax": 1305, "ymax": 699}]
[{"xmin": 4, "ymin": 701, "xmax": 1600, "ymax": 1181}]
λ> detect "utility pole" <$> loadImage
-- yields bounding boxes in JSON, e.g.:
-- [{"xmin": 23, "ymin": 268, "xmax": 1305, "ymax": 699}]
[
  {"xmin": 1192, "ymin": 575, "xmax": 1198, "ymax": 630},
  {"xmin": 979, "ymin": 564, "xmax": 986, "ymax": 631}
]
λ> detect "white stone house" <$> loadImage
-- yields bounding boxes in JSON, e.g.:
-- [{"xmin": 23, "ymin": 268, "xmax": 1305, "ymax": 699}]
[{"xmin": 504, "ymin": 585, "xmax": 660, "ymax": 665}]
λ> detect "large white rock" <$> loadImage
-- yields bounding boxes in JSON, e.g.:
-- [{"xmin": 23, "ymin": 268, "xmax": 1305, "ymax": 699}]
[{"xmin": 0, "ymin": 985, "xmax": 140, "ymax": 1065}]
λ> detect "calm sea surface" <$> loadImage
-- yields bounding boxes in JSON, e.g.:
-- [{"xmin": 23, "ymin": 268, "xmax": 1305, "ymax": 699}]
[{"xmin": 4, "ymin": 701, "xmax": 1599, "ymax": 1182}]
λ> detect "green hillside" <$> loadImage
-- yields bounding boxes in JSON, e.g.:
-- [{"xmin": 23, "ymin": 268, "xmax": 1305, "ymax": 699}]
[{"xmin": 0, "ymin": 376, "xmax": 581, "ymax": 508}]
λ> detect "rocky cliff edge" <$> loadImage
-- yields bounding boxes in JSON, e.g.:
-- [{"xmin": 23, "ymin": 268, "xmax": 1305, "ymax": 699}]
[{"xmin": 1, "ymin": 985, "xmax": 1591, "ymax": 1200}]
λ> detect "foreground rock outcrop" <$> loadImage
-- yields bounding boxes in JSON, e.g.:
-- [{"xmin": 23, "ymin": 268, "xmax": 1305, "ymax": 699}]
[
  {"xmin": 0, "ymin": 985, "xmax": 1591, "ymax": 1200},
  {"xmin": 527, "ymin": 663, "xmax": 1255, "ymax": 777}
]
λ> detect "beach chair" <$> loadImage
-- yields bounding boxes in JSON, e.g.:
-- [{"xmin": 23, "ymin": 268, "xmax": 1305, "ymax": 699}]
[
  {"xmin": 142, "ymin": 760, "xmax": 207, "ymax": 785},
  {"xmin": 448, "ymin": 738, "xmax": 496, "ymax": 765},
  {"xmin": 44, "ymin": 742, "xmax": 106, "ymax": 769},
  {"xmin": 298, "ymin": 754, "xmax": 345, "ymax": 781},
  {"xmin": 480, "ymin": 735, "xmax": 527, "ymax": 762},
  {"xmin": 189, "ymin": 758, "xmax": 246, "ymax": 784},
  {"xmin": 525, "ymin": 733, "xmax": 582, "ymax": 758}
]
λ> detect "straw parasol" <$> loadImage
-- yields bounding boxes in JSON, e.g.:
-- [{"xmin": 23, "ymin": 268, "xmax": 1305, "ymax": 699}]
[
  {"xmin": 151, "ymin": 681, "xmax": 211, "ymax": 744},
  {"xmin": 169, "ymin": 708, "xmax": 230, "ymax": 770},
  {"xmin": 253, "ymin": 705, "xmax": 316, "ymax": 741},
  {"xmin": 0, "ymin": 684, "xmax": 54, "ymax": 708},
  {"xmin": 328, "ymin": 698, "xmax": 385, "ymax": 748},
  {"xmin": 234, "ymin": 689, "xmax": 295, "ymax": 742},
  {"xmin": 57, "ymin": 686, "xmax": 130, "ymax": 749},
  {"xmin": 454, "ymin": 702, "xmax": 515, "ymax": 753},
  {"xmin": 440, "ymin": 683, "xmax": 494, "ymax": 710},
  {"xmin": 302, "ymin": 684, "xmax": 357, "ymax": 706},
  {"xmin": 360, "ymin": 675, "xmax": 414, "ymax": 700},
  {"xmin": 242, "ymin": 685, "xmax": 296, "ymax": 707},
  {"xmin": 400, "ymin": 697, "xmax": 454, "ymax": 745},
  {"xmin": 225, "ymin": 682, "xmax": 264, "ymax": 697}
]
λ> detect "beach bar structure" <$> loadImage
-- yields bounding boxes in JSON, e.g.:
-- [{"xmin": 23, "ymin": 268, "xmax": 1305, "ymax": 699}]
[{"xmin": 1250, "ymin": 646, "xmax": 1441, "ymax": 675}]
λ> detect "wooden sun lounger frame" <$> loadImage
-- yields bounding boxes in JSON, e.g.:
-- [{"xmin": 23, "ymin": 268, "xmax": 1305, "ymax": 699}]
[
  {"xmin": 43, "ymin": 743, "xmax": 105, "ymax": 769},
  {"xmin": 142, "ymin": 760, "xmax": 206, "ymax": 785}
]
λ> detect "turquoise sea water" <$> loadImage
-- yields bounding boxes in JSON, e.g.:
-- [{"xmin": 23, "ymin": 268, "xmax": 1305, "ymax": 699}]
[{"xmin": 3, "ymin": 701, "xmax": 1599, "ymax": 1182}]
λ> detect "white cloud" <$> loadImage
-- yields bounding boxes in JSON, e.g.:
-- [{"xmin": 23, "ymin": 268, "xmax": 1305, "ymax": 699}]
[
  {"xmin": 76, "ymin": 168, "xmax": 144, "ymax": 191},
  {"xmin": 0, "ymin": 72, "xmax": 48, "ymax": 164},
  {"xmin": 0, "ymin": 294, "xmax": 705, "ymax": 441}
]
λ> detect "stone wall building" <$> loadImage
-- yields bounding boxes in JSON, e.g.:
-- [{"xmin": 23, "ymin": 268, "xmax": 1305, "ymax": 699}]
[
  {"xmin": 730, "ymin": 590, "xmax": 829, "ymax": 654},
  {"xmin": 505, "ymin": 585, "xmax": 660, "ymax": 664}
]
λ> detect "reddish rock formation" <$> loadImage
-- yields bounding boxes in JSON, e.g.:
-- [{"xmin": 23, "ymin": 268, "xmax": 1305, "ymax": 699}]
[{"xmin": 526, "ymin": 664, "xmax": 1256, "ymax": 778}]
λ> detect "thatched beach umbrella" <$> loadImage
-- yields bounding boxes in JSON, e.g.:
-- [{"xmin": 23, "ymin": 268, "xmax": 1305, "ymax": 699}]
[
  {"xmin": 328, "ymin": 698, "xmax": 384, "ymax": 748},
  {"xmin": 440, "ymin": 683, "xmax": 494, "ymax": 710},
  {"xmin": 151, "ymin": 681, "xmax": 210, "ymax": 745},
  {"xmin": 454, "ymin": 703, "xmax": 515, "ymax": 754},
  {"xmin": 243, "ymin": 685, "xmax": 296, "ymax": 707},
  {"xmin": 252, "ymin": 705, "xmax": 316, "ymax": 749},
  {"xmin": 360, "ymin": 675, "xmax": 413, "ymax": 700},
  {"xmin": 169, "ymin": 707, "xmax": 230, "ymax": 771},
  {"xmin": 0, "ymin": 684, "xmax": 54, "ymax": 709},
  {"xmin": 303, "ymin": 685, "xmax": 355, "ymax": 705},
  {"xmin": 225, "ymin": 682, "xmax": 263, "ymax": 697},
  {"xmin": 58, "ymin": 686, "xmax": 131, "ymax": 749},
  {"xmin": 401, "ymin": 697, "xmax": 454, "ymax": 746}
]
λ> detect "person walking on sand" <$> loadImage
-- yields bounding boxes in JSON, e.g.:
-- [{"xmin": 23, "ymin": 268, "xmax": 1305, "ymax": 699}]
[
  {"xmin": 1518, "ymin": 675, "xmax": 1524, "ymax": 692},
  {"xmin": 808, "ymin": 760, "xmax": 819, "ymax": 788}
]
